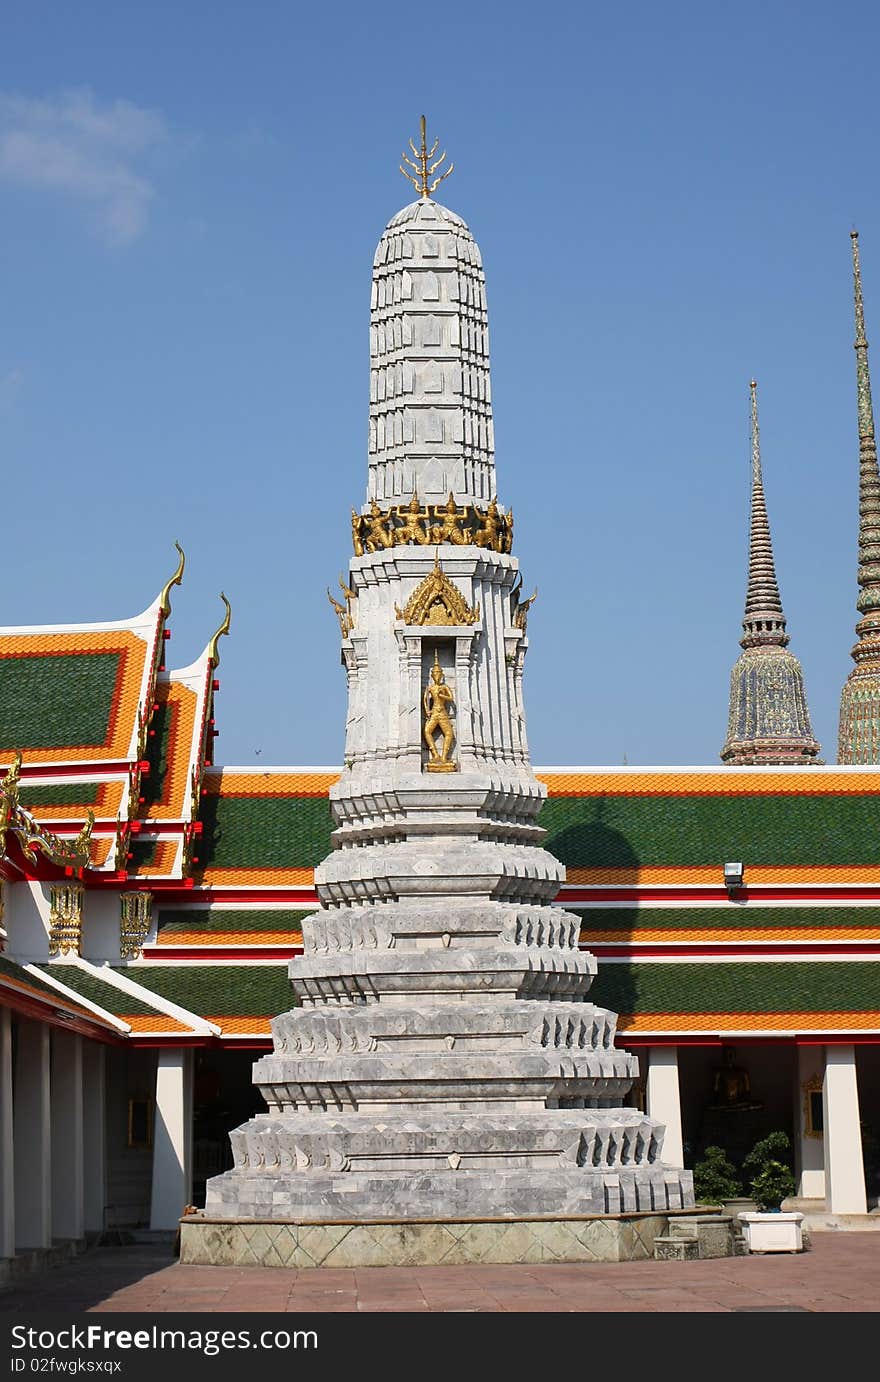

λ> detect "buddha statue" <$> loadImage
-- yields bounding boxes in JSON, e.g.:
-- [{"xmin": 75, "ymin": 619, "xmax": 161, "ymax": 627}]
[{"xmin": 710, "ymin": 1045, "xmax": 762, "ymax": 1111}]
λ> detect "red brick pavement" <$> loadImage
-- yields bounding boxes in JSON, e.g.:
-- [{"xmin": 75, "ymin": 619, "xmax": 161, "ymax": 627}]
[{"xmin": 0, "ymin": 1234, "xmax": 878, "ymax": 1313}]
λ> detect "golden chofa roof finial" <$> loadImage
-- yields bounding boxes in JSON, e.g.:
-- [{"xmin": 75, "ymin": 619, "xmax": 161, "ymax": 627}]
[
  {"xmin": 158, "ymin": 541, "xmax": 186, "ymax": 618},
  {"xmin": 400, "ymin": 115, "xmax": 453, "ymax": 199},
  {"xmin": 207, "ymin": 593, "xmax": 231, "ymax": 668}
]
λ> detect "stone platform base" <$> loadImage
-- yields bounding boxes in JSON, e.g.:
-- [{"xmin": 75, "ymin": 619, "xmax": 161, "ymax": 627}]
[
  {"xmin": 180, "ymin": 1211, "xmax": 681, "ymax": 1268},
  {"xmin": 653, "ymin": 1214, "xmax": 746, "ymax": 1261},
  {"xmin": 0, "ymin": 1237, "xmax": 87, "ymax": 1290}
]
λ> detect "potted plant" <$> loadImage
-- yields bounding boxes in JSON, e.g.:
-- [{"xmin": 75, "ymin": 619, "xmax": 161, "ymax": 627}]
[{"xmin": 738, "ymin": 1132, "xmax": 804, "ymax": 1252}]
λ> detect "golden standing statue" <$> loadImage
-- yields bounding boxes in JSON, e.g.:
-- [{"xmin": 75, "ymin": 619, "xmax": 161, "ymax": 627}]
[
  {"xmin": 0, "ymin": 751, "xmax": 22, "ymax": 854},
  {"xmin": 423, "ymin": 652, "xmax": 456, "ymax": 771},
  {"xmin": 351, "ymin": 508, "xmax": 364, "ymax": 557}
]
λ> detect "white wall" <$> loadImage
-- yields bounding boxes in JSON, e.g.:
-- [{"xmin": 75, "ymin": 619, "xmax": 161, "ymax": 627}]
[
  {"xmin": 83, "ymin": 891, "xmax": 122, "ymax": 963},
  {"xmin": 5, "ymin": 881, "xmax": 52, "ymax": 962},
  {"xmin": 794, "ymin": 1047, "xmax": 825, "ymax": 1199}
]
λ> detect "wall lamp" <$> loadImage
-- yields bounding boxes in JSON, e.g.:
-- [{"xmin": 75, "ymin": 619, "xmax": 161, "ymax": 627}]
[{"xmin": 723, "ymin": 862, "xmax": 744, "ymax": 897}]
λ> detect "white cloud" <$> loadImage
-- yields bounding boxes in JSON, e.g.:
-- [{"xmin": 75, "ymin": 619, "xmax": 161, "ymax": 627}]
[{"xmin": 0, "ymin": 89, "xmax": 168, "ymax": 245}]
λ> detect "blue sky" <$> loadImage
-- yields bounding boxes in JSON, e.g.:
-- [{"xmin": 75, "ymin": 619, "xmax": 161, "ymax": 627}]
[{"xmin": 2, "ymin": 0, "xmax": 879, "ymax": 766}]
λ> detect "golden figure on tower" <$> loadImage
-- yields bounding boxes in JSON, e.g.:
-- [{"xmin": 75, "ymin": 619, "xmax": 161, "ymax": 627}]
[
  {"xmin": 351, "ymin": 508, "xmax": 364, "ymax": 557},
  {"xmin": 430, "ymin": 494, "xmax": 469, "ymax": 545},
  {"xmin": 394, "ymin": 493, "xmax": 430, "ymax": 545},
  {"xmin": 363, "ymin": 500, "xmax": 394, "ymax": 552},
  {"xmin": 473, "ymin": 497, "xmax": 502, "ymax": 549},
  {"xmin": 423, "ymin": 651, "xmax": 457, "ymax": 771}
]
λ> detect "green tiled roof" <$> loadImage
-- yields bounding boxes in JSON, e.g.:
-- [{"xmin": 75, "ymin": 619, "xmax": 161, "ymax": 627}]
[
  {"xmin": 156, "ymin": 908, "xmax": 312, "ymax": 935},
  {"xmin": 539, "ymin": 794, "xmax": 880, "ymax": 868},
  {"xmin": 198, "ymin": 795, "xmax": 333, "ymax": 869},
  {"xmin": 128, "ymin": 839, "xmax": 158, "ymax": 870},
  {"xmin": 1, "ymin": 954, "xmax": 69, "ymax": 999},
  {"xmin": 129, "ymin": 964, "xmax": 293, "ymax": 1016},
  {"xmin": 18, "ymin": 782, "xmax": 100, "ymax": 808},
  {"xmin": 140, "ymin": 700, "xmax": 171, "ymax": 813},
  {"xmin": 35, "ymin": 964, "xmax": 160, "ymax": 1017},
  {"xmin": 575, "ymin": 907, "xmax": 880, "ymax": 933},
  {"xmin": 589, "ymin": 961, "xmax": 880, "ymax": 1014},
  {"xmin": 0, "ymin": 652, "xmax": 121, "ymax": 750}
]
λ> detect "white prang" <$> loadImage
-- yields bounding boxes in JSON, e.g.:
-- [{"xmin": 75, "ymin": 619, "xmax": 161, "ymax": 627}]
[{"xmin": 204, "ymin": 197, "xmax": 694, "ymax": 1224}]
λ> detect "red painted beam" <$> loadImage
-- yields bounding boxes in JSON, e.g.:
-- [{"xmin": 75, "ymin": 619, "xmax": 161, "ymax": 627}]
[{"xmin": 0, "ymin": 989, "xmax": 123, "ymax": 1044}]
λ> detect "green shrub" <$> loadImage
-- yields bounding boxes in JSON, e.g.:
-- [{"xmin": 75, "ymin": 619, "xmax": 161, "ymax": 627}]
[{"xmin": 692, "ymin": 1146, "xmax": 742, "ymax": 1203}]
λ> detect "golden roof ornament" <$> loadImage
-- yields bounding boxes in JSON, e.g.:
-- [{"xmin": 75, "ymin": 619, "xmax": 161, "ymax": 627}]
[
  {"xmin": 1, "ymin": 751, "xmax": 94, "ymax": 871},
  {"xmin": 394, "ymin": 551, "xmax": 479, "ymax": 626},
  {"xmin": 327, "ymin": 576, "xmax": 356, "ymax": 638},
  {"xmin": 158, "ymin": 541, "xmax": 186, "ymax": 617},
  {"xmin": 400, "ymin": 116, "xmax": 453, "ymax": 199},
  {"xmin": 208, "ymin": 593, "xmax": 232, "ymax": 668}
]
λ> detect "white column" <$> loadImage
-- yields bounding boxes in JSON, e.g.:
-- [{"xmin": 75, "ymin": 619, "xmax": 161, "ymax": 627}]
[
  {"xmin": 13, "ymin": 1021, "xmax": 51, "ymax": 1250},
  {"xmin": 82, "ymin": 1043, "xmax": 106, "ymax": 1234},
  {"xmin": 794, "ymin": 1046, "xmax": 825, "ymax": 1199},
  {"xmin": 51, "ymin": 1030, "xmax": 84, "ymax": 1240},
  {"xmin": 149, "ymin": 1048, "xmax": 193, "ymax": 1230},
  {"xmin": 823, "ymin": 1045, "xmax": 867, "ymax": 1214},
  {"xmin": 0, "ymin": 1008, "xmax": 14, "ymax": 1258},
  {"xmin": 645, "ymin": 1045, "xmax": 684, "ymax": 1168}
]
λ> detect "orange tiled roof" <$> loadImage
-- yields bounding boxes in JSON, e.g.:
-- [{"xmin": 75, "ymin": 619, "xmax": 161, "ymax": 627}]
[
  {"xmin": 619, "ymin": 1010, "xmax": 880, "ymax": 1033},
  {"xmin": 195, "ymin": 866, "xmax": 314, "ymax": 887},
  {"xmin": 583, "ymin": 924, "xmax": 880, "ymax": 943},
  {"xmin": 207, "ymin": 1015, "xmax": 273, "ymax": 1034},
  {"xmin": 537, "ymin": 769, "xmax": 880, "ymax": 796},
  {"xmin": 565, "ymin": 865, "xmax": 880, "ymax": 886},
  {"xmin": 202, "ymin": 771, "xmax": 340, "ymax": 797},
  {"xmin": 154, "ymin": 929, "xmax": 304, "ymax": 946},
  {"xmin": 123, "ymin": 1012, "xmax": 195, "ymax": 1034}
]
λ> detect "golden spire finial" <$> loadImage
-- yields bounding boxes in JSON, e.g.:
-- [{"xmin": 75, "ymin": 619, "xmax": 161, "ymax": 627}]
[
  {"xmin": 400, "ymin": 115, "xmax": 453, "ymax": 199},
  {"xmin": 158, "ymin": 541, "xmax": 186, "ymax": 617},
  {"xmin": 207, "ymin": 593, "xmax": 231, "ymax": 668}
]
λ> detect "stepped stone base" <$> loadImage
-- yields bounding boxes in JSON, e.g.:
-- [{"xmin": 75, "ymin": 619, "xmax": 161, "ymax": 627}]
[
  {"xmin": 179, "ymin": 1211, "xmax": 675, "ymax": 1268},
  {"xmin": 207, "ymin": 1111, "xmax": 692, "ymax": 1222},
  {"xmin": 206, "ymin": 1166, "xmax": 690, "ymax": 1222}
]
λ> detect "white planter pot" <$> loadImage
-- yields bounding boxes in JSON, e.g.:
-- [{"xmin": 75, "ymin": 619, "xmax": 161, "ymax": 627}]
[{"xmin": 738, "ymin": 1211, "xmax": 804, "ymax": 1253}]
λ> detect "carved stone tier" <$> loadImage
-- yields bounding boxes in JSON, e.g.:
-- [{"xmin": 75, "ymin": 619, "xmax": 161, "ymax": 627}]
[{"xmin": 206, "ymin": 1111, "xmax": 690, "ymax": 1220}]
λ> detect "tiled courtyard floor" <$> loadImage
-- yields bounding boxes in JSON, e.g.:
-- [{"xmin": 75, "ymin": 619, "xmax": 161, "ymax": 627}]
[{"xmin": 0, "ymin": 1233, "xmax": 878, "ymax": 1312}]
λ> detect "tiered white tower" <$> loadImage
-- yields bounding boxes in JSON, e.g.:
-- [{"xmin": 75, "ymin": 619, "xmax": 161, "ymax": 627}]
[{"xmin": 205, "ymin": 126, "xmax": 693, "ymax": 1222}]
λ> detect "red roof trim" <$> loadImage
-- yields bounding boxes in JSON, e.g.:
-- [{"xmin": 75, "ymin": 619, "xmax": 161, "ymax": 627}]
[
  {"xmin": 142, "ymin": 945, "xmax": 300, "ymax": 961},
  {"xmin": 588, "ymin": 942, "xmax": 880, "ymax": 959},
  {"xmin": 561, "ymin": 886, "xmax": 880, "ymax": 904}
]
